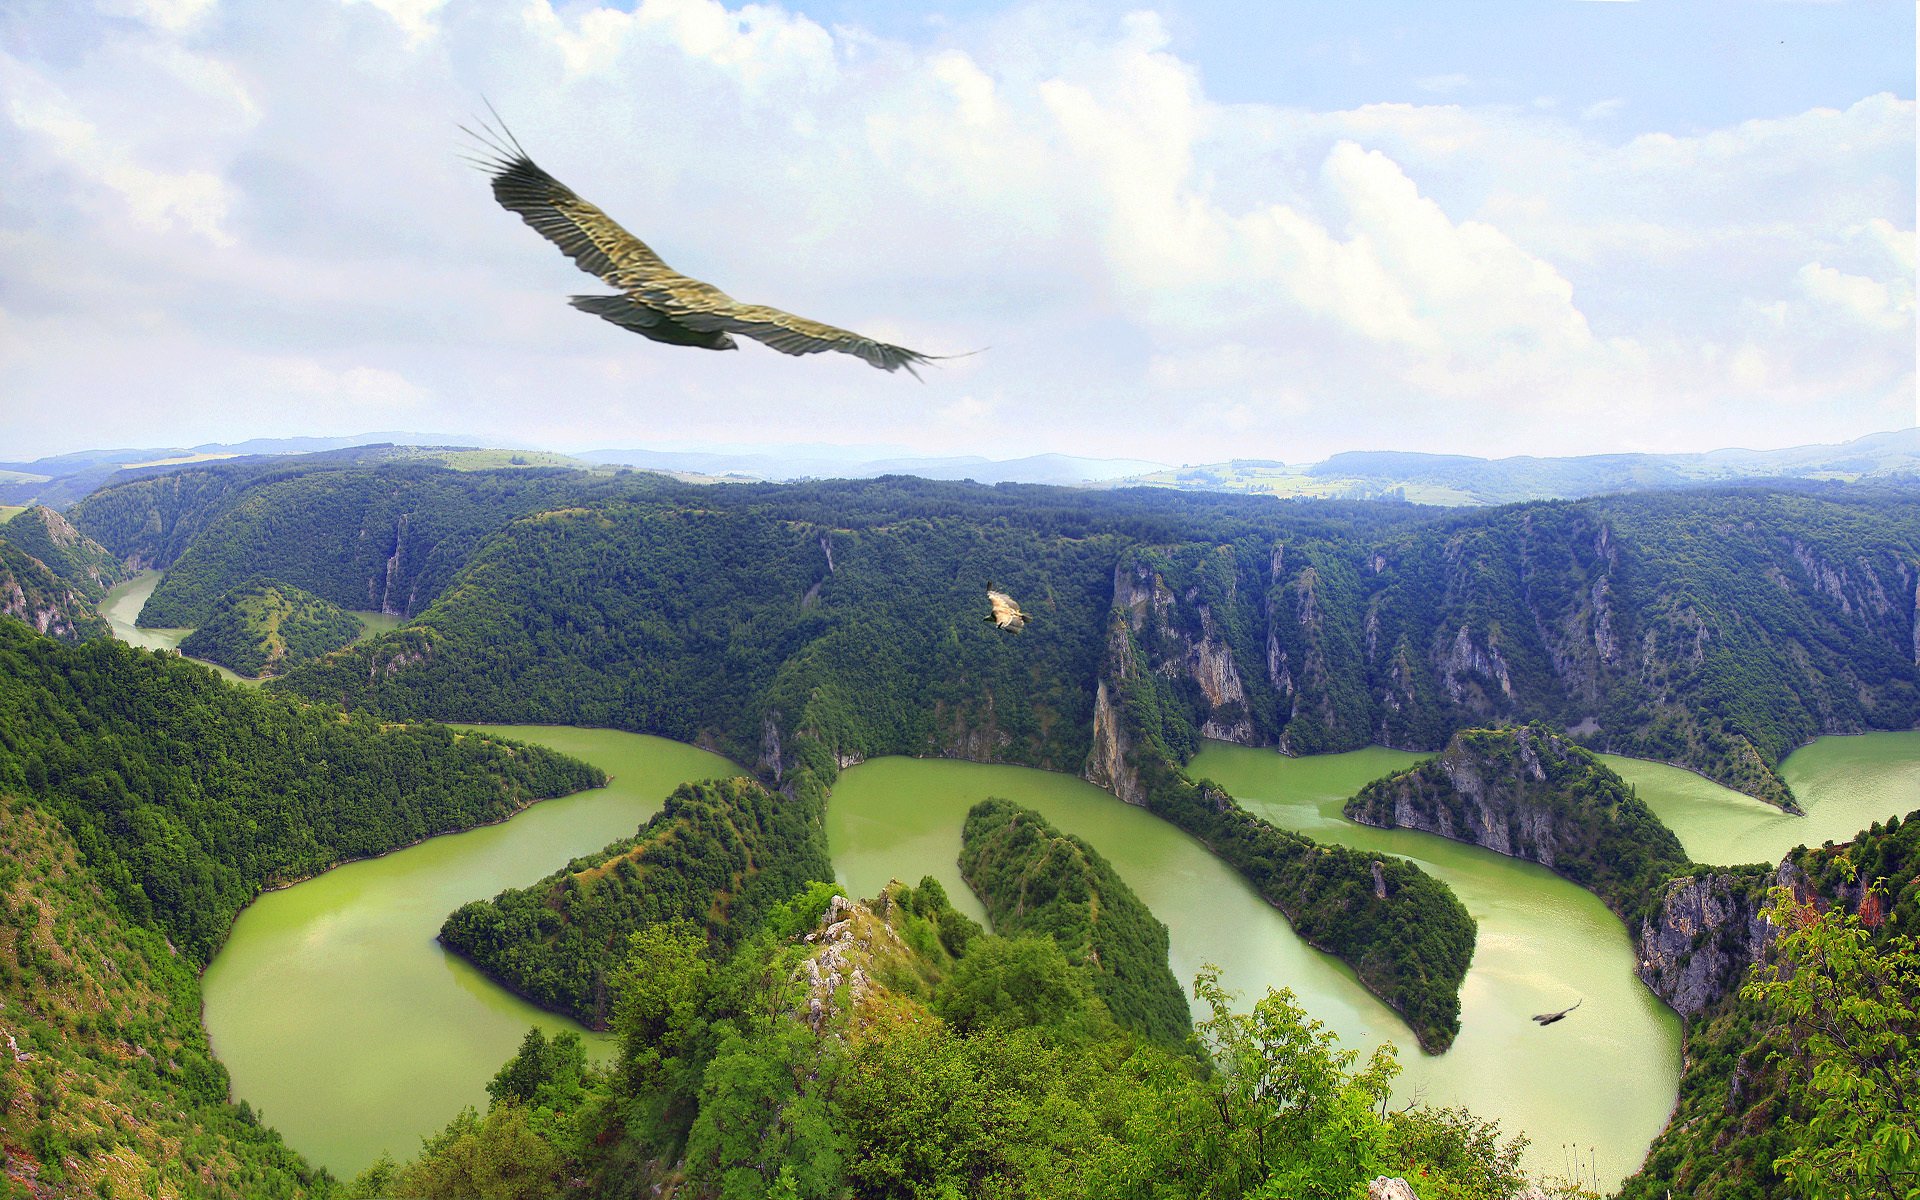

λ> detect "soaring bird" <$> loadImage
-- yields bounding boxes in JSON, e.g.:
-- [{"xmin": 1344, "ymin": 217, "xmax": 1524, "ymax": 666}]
[
  {"xmin": 462, "ymin": 116, "xmax": 939, "ymax": 376},
  {"xmin": 1532, "ymin": 999, "xmax": 1581, "ymax": 1026},
  {"xmin": 984, "ymin": 587, "xmax": 1030, "ymax": 632}
]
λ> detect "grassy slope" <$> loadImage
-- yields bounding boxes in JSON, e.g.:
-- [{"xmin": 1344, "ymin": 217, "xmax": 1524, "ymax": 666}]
[{"xmin": 0, "ymin": 796, "xmax": 325, "ymax": 1199}]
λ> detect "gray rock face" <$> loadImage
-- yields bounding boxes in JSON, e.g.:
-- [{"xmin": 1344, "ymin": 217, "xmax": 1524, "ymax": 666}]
[
  {"xmin": 1635, "ymin": 866, "xmax": 1787, "ymax": 1017},
  {"xmin": 1352, "ymin": 726, "xmax": 1565, "ymax": 869},
  {"xmin": 1085, "ymin": 676, "xmax": 1145, "ymax": 806}
]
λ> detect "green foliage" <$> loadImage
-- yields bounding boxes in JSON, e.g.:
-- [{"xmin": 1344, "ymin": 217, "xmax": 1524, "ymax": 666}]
[
  {"xmin": 69, "ymin": 457, "xmax": 674, "ymax": 627},
  {"xmin": 958, "ymin": 797, "xmax": 1192, "ymax": 1047},
  {"xmin": 79, "ymin": 459, "xmax": 1919, "ymax": 810},
  {"xmin": 1622, "ymin": 811, "xmax": 1920, "ymax": 1200},
  {"xmin": 377, "ymin": 882, "xmax": 1563, "ymax": 1200},
  {"xmin": 180, "ymin": 577, "xmax": 365, "ymax": 676},
  {"xmin": 0, "ymin": 795, "xmax": 331, "ymax": 1197},
  {"xmin": 1144, "ymin": 715, "xmax": 1475, "ymax": 1051},
  {"xmin": 0, "ymin": 538, "xmax": 110, "ymax": 642},
  {"xmin": 1743, "ymin": 889, "xmax": 1920, "ymax": 1198},
  {"xmin": 932, "ymin": 933, "xmax": 1101, "ymax": 1038},
  {"xmin": 0, "ymin": 618, "xmax": 603, "ymax": 964},
  {"xmin": 0, "ymin": 505, "xmax": 126, "ymax": 602},
  {"xmin": 439, "ymin": 775, "xmax": 832, "ymax": 1027},
  {"xmin": 1346, "ymin": 724, "xmax": 1692, "ymax": 921},
  {"xmin": 379, "ymin": 1104, "xmax": 567, "ymax": 1200}
]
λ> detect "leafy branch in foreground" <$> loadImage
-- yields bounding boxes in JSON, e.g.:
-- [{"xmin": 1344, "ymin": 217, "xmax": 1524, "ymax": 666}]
[{"xmin": 1743, "ymin": 886, "xmax": 1920, "ymax": 1199}]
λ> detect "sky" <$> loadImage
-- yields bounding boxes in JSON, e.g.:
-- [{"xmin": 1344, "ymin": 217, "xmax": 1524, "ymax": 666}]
[{"xmin": 0, "ymin": 0, "xmax": 1913, "ymax": 465}]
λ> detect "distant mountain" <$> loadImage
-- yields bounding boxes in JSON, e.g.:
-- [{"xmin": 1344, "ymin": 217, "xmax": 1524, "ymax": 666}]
[
  {"xmin": 1111, "ymin": 429, "xmax": 1920, "ymax": 505},
  {"xmin": 578, "ymin": 445, "xmax": 1168, "ymax": 486},
  {"xmin": 15, "ymin": 427, "xmax": 1917, "ymax": 509},
  {"xmin": 0, "ymin": 433, "xmax": 509, "ymax": 508}
]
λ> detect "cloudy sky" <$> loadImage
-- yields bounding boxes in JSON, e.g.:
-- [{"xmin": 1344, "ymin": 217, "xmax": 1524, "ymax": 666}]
[{"xmin": 1, "ymin": 0, "xmax": 1912, "ymax": 464}]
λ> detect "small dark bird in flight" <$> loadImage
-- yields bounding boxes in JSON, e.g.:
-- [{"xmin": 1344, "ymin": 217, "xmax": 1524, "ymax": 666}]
[
  {"xmin": 985, "ymin": 587, "xmax": 1030, "ymax": 631},
  {"xmin": 461, "ymin": 114, "xmax": 940, "ymax": 376},
  {"xmin": 1532, "ymin": 998, "xmax": 1581, "ymax": 1026}
]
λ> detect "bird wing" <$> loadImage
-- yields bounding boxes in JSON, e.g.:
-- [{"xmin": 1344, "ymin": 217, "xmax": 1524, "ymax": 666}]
[
  {"xmin": 468, "ymin": 118, "xmax": 940, "ymax": 374},
  {"xmin": 466, "ymin": 131, "xmax": 685, "ymax": 291},
  {"xmin": 986, "ymin": 590, "xmax": 1027, "ymax": 627},
  {"xmin": 628, "ymin": 293, "xmax": 937, "ymax": 376}
]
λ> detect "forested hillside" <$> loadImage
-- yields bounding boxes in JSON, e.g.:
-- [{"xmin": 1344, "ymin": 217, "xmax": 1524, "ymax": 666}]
[
  {"xmin": 179, "ymin": 578, "xmax": 365, "ymax": 677},
  {"xmin": 1621, "ymin": 813, "xmax": 1920, "ymax": 1200},
  {"xmin": 0, "ymin": 619, "xmax": 606, "ymax": 1195},
  {"xmin": 440, "ymin": 775, "xmax": 832, "ymax": 1028},
  {"xmin": 959, "ymin": 798, "xmax": 1192, "ymax": 1047},
  {"xmin": 357, "ymin": 880, "xmax": 1544, "ymax": 1200},
  {"xmin": 69, "ymin": 455, "xmax": 672, "ymax": 626},
  {"xmin": 0, "ymin": 796, "xmax": 323, "ymax": 1198},
  {"xmin": 0, "ymin": 507, "xmax": 125, "ymax": 603},
  {"xmin": 1344, "ymin": 725, "xmax": 1691, "ymax": 918},
  {"xmin": 0, "ymin": 620, "xmax": 602, "ymax": 964},
  {"xmin": 144, "ymin": 466, "xmax": 1908, "ymax": 810},
  {"xmin": 0, "ymin": 541, "xmax": 108, "ymax": 643}
]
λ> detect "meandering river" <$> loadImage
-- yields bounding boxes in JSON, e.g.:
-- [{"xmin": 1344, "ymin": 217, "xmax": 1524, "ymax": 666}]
[
  {"xmin": 194, "ymin": 716, "xmax": 1919, "ymax": 1188},
  {"xmin": 99, "ymin": 571, "xmax": 401, "ymax": 684}
]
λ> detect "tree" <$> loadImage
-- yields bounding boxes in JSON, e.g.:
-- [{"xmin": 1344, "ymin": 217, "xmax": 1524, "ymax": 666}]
[{"xmin": 1745, "ymin": 887, "xmax": 1920, "ymax": 1199}]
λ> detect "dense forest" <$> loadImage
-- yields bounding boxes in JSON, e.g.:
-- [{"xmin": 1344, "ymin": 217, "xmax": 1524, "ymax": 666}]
[
  {"xmin": 178, "ymin": 578, "xmax": 365, "ymax": 677},
  {"xmin": 0, "ymin": 540, "xmax": 109, "ymax": 644},
  {"xmin": 0, "ymin": 795, "xmax": 325, "ymax": 1198},
  {"xmin": 0, "ymin": 507, "xmax": 125, "ymax": 604},
  {"xmin": 72, "ymin": 461, "xmax": 1919, "ymax": 811},
  {"xmin": 958, "ymin": 798, "xmax": 1193, "ymax": 1048},
  {"xmin": 65, "ymin": 460, "xmax": 1913, "ymax": 1052},
  {"xmin": 0, "ymin": 620, "xmax": 602, "ymax": 965},
  {"xmin": 18, "ymin": 454, "xmax": 1915, "ymax": 1196},
  {"xmin": 355, "ymin": 879, "xmax": 1551, "ymax": 1200},
  {"xmin": 1620, "ymin": 813, "xmax": 1920, "ymax": 1200},
  {"xmin": 1344, "ymin": 725, "xmax": 1692, "ymax": 920},
  {"xmin": 0, "ymin": 505, "xmax": 124, "ymax": 643},
  {"xmin": 0, "ymin": 618, "xmax": 608, "ymax": 1195},
  {"xmin": 440, "ymin": 775, "xmax": 832, "ymax": 1029}
]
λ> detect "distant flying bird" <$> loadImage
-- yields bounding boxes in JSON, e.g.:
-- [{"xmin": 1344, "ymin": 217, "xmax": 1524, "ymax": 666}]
[
  {"xmin": 985, "ymin": 587, "xmax": 1030, "ymax": 631},
  {"xmin": 1532, "ymin": 999, "xmax": 1581, "ymax": 1026},
  {"xmin": 461, "ymin": 115, "xmax": 940, "ymax": 377}
]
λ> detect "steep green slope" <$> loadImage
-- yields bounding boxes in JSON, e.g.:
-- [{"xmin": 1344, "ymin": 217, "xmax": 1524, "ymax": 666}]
[
  {"xmin": 178, "ymin": 578, "xmax": 364, "ymax": 677},
  {"xmin": 0, "ymin": 505, "xmax": 126, "ymax": 603},
  {"xmin": 958, "ymin": 798, "xmax": 1192, "ymax": 1047},
  {"xmin": 0, "ymin": 796, "xmax": 324, "ymax": 1199},
  {"xmin": 0, "ymin": 619, "xmax": 607, "ymax": 1197},
  {"xmin": 0, "ymin": 541, "xmax": 108, "ymax": 643},
  {"xmin": 370, "ymin": 880, "xmax": 1545, "ymax": 1200},
  {"xmin": 70, "ymin": 457, "xmax": 676, "ymax": 626},
  {"xmin": 255, "ymin": 474, "xmax": 1919, "ymax": 810},
  {"xmin": 1621, "ymin": 813, "xmax": 1920, "ymax": 1200},
  {"xmin": 0, "ymin": 619, "xmax": 603, "ymax": 964},
  {"xmin": 1344, "ymin": 724, "xmax": 1691, "ymax": 918},
  {"xmin": 439, "ymin": 775, "xmax": 832, "ymax": 1028}
]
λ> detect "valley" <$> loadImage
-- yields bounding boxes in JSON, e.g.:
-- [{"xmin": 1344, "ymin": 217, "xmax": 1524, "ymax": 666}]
[
  {"xmin": 0, "ymin": 451, "xmax": 1909, "ymax": 1197},
  {"xmin": 200, "ymin": 723, "xmax": 1917, "ymax": 1192}
]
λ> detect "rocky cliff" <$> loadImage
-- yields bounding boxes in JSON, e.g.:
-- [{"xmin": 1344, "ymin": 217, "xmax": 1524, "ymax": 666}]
[
  {"xmin": 0, "ymin": 541, "xmax": 109, "ymax": 643},
  {"xmin": 0, "ymin": 506, "xmax": 126, "ymax": 602},
  {"xmin": 1343, "ymin": 724, "xmax": 1690, "ymax": 916},
  {"xmin": 1633, "ymin": 864, "xmax": 1781, "ymax": 1018}
]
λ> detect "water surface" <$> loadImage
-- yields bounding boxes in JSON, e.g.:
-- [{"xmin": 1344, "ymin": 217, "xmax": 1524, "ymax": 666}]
[
  {"xmin": 1607, "ymin": 732, "xmax": 1920, "ymax": 866},
  {"xmin": 99, "ymin": 570, "xmax": 402, "ymax": 685},
  {"xmin": 201, "ymin": 726, "xmax": 741, "ymax": 1175}
]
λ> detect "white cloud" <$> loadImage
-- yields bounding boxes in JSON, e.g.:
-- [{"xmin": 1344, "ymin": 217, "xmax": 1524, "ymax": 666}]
[
  {"xmin": 0, "ymin": 1, "xmax": 1910, "ymax": 463},
  {"xmin": 5, "ymin": 61, "xmax": 237, "ymax": 245},
  {"xmin": 343, "ymin": 0, "xmax": 447, "ymax": 47}
]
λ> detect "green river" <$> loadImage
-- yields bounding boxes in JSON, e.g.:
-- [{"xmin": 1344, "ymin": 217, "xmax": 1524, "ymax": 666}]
[
  {"xmin": 183, "ymin": 706, "xmax": 1918, "ymax": 1186},
  {"xmin": 99, "ymin": 571, "xmax": 403, "ymax": 684}
]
